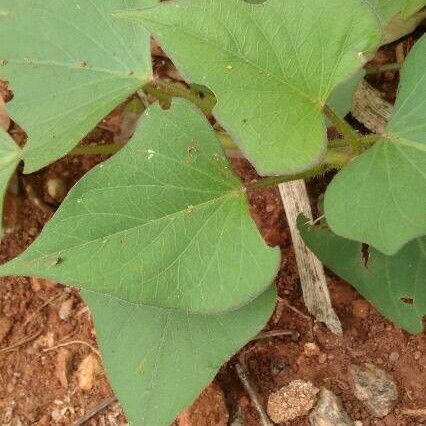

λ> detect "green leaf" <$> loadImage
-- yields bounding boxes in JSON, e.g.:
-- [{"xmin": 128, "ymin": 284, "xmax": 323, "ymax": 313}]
[
  {"xmin": 368, "ymin": 0, "xmax": 405, "ymax": 22},
  {"xmin": 0, "ymin": 100, "xmax": 279, "ymax": 314},
  {"xmin": 325, "ymin": 35, "xmax": 426, "ymax": 255},
  {"xmin": 83, "ymin": 285, "xmax": 276, "ymax": 425},
  {"xmin": 0, "ymin": 129, "xmax": 21, "ymax": 237},
  {"xmin": 327, "ymin": 69, "xmax": 365, "ymax": 119},
  {"xmin": 298, "ymin": 216, "xmax": 425, "ymax": 334},
  {"xmin": 0, "ymin": 0, "xmax": 154, "ymax": 173},
  {"xmin": 402, "ymin": 0, "xmax": 426, "ymax": 19},
  {"xmin": 119, "ymin": 0, "xmax": 381, "ymax": 175}
]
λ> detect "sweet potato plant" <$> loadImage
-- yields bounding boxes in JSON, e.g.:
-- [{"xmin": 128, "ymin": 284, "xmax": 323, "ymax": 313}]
[{"xmin": 0, "ymin": 0, "xmax": 425, "ymax": 424}]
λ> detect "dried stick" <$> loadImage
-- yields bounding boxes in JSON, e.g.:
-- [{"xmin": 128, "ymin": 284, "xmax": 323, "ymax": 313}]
[
  {"xmin": 73, "ymin": 396, "xmax": 117, "ymax": 426},
  {"xmin": 279, "ymin": 180, "xmax": 342, "ymax": 335},
  {"xmin": 236, "ymin": 362, "xmax": 273, "ymax": 426}
]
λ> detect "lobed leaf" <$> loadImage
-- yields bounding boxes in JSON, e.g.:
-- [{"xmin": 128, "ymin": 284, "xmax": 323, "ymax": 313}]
[
  {"xmin": 119, "ymin": 0, "xmax": 381, "ymax": 175},
  {"xmin": 0, "ymin": 100, "xmax": 279, "ymax": 314},
  {"xmin": 84, "ymin": 286, "xmax": 276, "ymax": 425},
  {"xmin": 298, "ymin": 216, "xmax": 425, "ymax": 334},
  {"xmin": 325, "ymin": 35, "xmax": 426, "ymax": 255},
  {"xmin": 0, "ymin": 129, "xmax": 21, "ymax": 237},
  {"xmin": 0, "ymin": 0, "xmax": 154, "ymax": 173}
]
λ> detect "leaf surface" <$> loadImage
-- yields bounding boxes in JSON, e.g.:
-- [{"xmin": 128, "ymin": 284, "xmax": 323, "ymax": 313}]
[
  {"xmin": 84, "ymin": 286, "xmax": 276, "ymax": 425},
  {"xmin": 0, "ymin": 129, "xmax": 21, "ymax": 236},
  {"xmin": 298, "ymin": 216, "xmax": 425, "ymax": 334},
  {"xmin": 120, "ymin": 0, "xmax": 380, "ymax": 175},
  {"xmin": 0, "ymin": 0, "xmax": 154, "ymax": 173},
  {"xmin": 325, "ymin": 35, "xmax": 426, "ymax": 255},
  {"xmin": 0, "ymin": 100, "xmax": 279, "ymax": 313}
]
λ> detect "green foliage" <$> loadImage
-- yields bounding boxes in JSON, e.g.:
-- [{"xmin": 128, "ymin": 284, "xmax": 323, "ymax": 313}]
[
  {"xmin": 298, "ymin": 216, "xmax": 425, "ymax": 334},
  {"xmin": 0, "ymin": 0, "xmax": 153, "ymax": 173},
  {"xmin": 0, "ymin": 129, "xmax": 21, "ymax": 236},
  {"xmin": 84, "ymin": 286, "xmax": 276, "ymax": 425},
  {"xmin": 0, "ymin": 100, "xmax": 279, "ymax": 313},
  {"xmin": 402, "ymin": 0, "xmax": 426, "ymax": 18},
  {"xmin": 119, "ymin": 0, "xmax": 381, "ymax": 175},
  {"xmin": 325, "ymin": 36, "xmax": 426, "ymax": 255},
  {"xmin": 0, "ymin": 1, "xmax": 425, "ymax": 424},
  {"xmin": 369, "ymin": 0, "xmax": 425, "ymax": 22}
]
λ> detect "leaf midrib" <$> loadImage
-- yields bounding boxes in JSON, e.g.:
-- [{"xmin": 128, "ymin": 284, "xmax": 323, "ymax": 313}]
[{"xmin": 11, "ymin": 189, "xmax": 243, "ymax": 266}]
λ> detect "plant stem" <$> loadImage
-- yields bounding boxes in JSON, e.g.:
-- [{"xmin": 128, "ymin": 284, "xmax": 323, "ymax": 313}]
[
  {"xmin": 69, "ymin": 143, "xmax": 125, "ymax": 156},
  {"xmin": 323, "ymin": 104, "xmax": 362, "ymax": 153},
  {"xmin": 143, "ymin": 81, "xmax": 215, "ymax": 115},
  {"xmin": 247, "ymin": 166, "xmax": 325, "ymax": 191},
  {"xmin": 365, "ymin": 63, "xmax": 400, "ymax": 74}
]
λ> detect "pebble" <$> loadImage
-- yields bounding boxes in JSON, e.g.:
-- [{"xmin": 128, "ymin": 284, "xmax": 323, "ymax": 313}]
[
  {"xmin": 388, "ymin": 352, "xmax": 399, "ymax": 363},
  {"xmin": 304, "ymin": 342, "xmax": 321, "ymax": 358},
  {"xmin": 350, "ymin": 363, "xmax": 398, "ymax": 417},
  {"xmin": 58, "ymin": 298, "xmax": 73, "ymax": 321},
  {"xmin": 46, "ymin": 177, "xmax": 68, "ymax": 202},
  {"xmin": 267, "ymin": 380, "xmax": 319, "ymax": 423},
  {"xmin": 413, "ymin": 351, "xmax": 421, "ymax": 360},
  {"xmin": 309, "ymin": 388, "xmax": 352, "ymax": 426}
]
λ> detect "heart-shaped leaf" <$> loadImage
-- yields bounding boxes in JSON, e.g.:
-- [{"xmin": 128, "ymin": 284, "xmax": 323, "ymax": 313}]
[
  {"xmin": 120, "ymin": 0, "xmax": 381, "ymax": 175},
  {"xmin": 0, "ymin": 129, "xmax": 21, "ymax": 237},
  {"xmin": 0, "ymin": 100, "xmax": 279, "ymax": 313},
  {"xmin": 325, "ymin": 35, "xmax": 426, "ymax": 255},
  {"xmin": 84, "ymin": 285, "xmax": 276, "ymax": 425},
  {"xmin": 298, "ymin": 216, "xmax": 425, "ymax": 334},
  {"xmin": 0, "ymin": 0, "xmax": 154, "ymax": 173}
]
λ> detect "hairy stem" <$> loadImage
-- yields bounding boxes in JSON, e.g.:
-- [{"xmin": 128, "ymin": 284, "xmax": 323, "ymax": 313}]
[
  {"xmin": 323, "ymin": 104, "xmax": 362, "ymax": 154},
  {"xmin": 365, "ymin": 63, "xmax": 400, "ymax": 74},
  {"xmin": 143, "ymin": 80, "xmax": 215, "ymax": 115},
  {"xmin": 69, "ymin": 143, "xmax": 125, "ymax": 156}
]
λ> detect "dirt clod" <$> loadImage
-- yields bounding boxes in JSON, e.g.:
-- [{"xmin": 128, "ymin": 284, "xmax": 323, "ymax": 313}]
[
  {"xmin": 77, "ymin": 353, "xmax": 100, "ymax": 391},
  {"xmin": 177, "ymin": 383, "xmax": 228, "ymax": 426},
  {"xmin": 309, "ymin": 388, "xmax": 352, "ymax": 426},
  {"xmin": 350, "ymin": 363, "xmax": 398, "ymax": 417},
  {"xmin": 267, "ymin": 379, "xmax": 319, "ymax": 423}
]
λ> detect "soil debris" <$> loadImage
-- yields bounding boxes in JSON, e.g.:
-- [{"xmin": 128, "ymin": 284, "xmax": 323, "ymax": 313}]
[
  {"xmin": 77, "ymin": 353, "xmax": 101, "ymax": 391},
  {"xmin": 309, "ymin": 387, "xmax": 352, "ymax": 426},
  {"xmin": 58, "ymin": 298, "xmax": 74, "ymax": 321},
  {"xmin": 0, "ymin": 315, "xmax": 11, "ymax": 344},
  {"xmin": 350, "ymin": 363, "xmax": 398, "ymax": 417},
  {"xmin": 177, "ymin": 382, "xmax": 229, "ymax": 426},
  {"xmin": 267, "ymin": 379, "xmax": 319, "ymax": 423},
  {"xmin": 55, "ymin": 347, "xmax": 72, "ymax": 388}
]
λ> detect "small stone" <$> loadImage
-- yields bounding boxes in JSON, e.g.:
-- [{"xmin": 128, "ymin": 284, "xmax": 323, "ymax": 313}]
[
  {"xmin": 267, "ymin": 380, "xmax": 319, "ymax": 423},
  {"xmin": 55, "ymin": 348, "xmax": 72, "ymax": 388},
  {"xmin": 46, "ymin": 177, "xmax": 68, "ymax": 202},
  {"xmin": 352, "ymin": 299, "xmax": 370, "ymax": 319},
  {"xmin": 178, "ymin": 383, "xmax": 228, "ymax": 426},
  {"xmin": 77, "ymin": 354, "xmax": 100, "ymax": 391},
  {"xmin": 350, "ymin": 363, "xmax": 398, "ymax": 417},
  {"xmin": 58, "ymin": 299, "xmax": 73, "ymax": 321},
  {"xmin": 318, "ymin": 353, "xmax": 328, "ymax": 364},
  {"xmin": 309, "ymin": 388, "xmax": 352, "ymax": 426},
  {"xmin": 304, "ymin": 342, "xmax": 321, "ymax": 358},
  {"xmin": 0, "ymin": 316, "xmax": 12, "ymax": 344},
  {"xmin": 413, "ymin": 351, "xmax": 421, "ymax": 360},
  {"xmin": 388, "ymin": 352, "xmax": 399, "ymax": 363}
]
